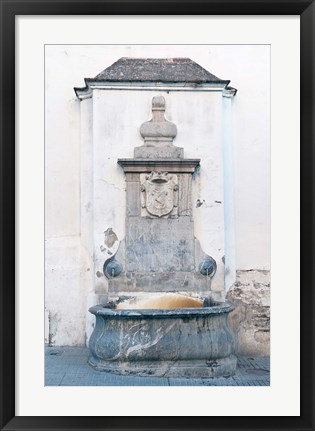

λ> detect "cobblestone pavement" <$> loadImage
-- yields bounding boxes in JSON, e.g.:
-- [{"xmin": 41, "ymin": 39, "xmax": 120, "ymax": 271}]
[{"xmin": 45, "ymin": 346, "xmax": 270, "ymax": 386}]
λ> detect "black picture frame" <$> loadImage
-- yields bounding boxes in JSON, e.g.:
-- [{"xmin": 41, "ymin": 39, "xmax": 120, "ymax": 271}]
[{"xmin": 0, "ymin": 1, "xmax": 314, "ymax": 430}]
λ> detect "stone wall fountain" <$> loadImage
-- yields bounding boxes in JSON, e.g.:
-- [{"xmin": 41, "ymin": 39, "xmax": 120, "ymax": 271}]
[{"xmin": 75, "ymin": 57, "xmax": 237, "ymax": 378}]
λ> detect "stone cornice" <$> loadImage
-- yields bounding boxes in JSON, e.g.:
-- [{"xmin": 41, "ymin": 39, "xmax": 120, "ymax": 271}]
[
  {"xmin": 74, "ymin": 81, "xmax": 229, "ymax": 100},
  {"xmin": 222, "ymin": 86, "xmax": 238, "ymax": 98},
  {"xmin": 117, "ymin": 158, "xmax": 200, "ymax": 174},
  {"xmin": 74, "ymin": 57, "xmax": 232, "ymax": 99}
]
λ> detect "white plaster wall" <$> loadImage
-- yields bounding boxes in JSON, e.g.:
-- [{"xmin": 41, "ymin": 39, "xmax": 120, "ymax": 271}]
[
  {"xmin": 45, "ymin": 45, "xmax": 270, "ymax": 345},
  {"xmin": 208, "ymin": 47, "xmax": 271, "ymax": 270},
  {"xmin": 45, "ymin": 48, "xmax": 81, "ymax": 239},
  {"xmin": 45, "ymin": 237, "xmax": 90, "ymax": 346}
]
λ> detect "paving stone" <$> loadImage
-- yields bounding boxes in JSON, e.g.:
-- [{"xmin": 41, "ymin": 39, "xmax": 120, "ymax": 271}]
[
  {"xmin": 45, "ymin": 346, "xmax": 270, "ymax": 387},
  {"xmin": 45, "ymin": 372, "xmax": 66, "ymax": 386}
]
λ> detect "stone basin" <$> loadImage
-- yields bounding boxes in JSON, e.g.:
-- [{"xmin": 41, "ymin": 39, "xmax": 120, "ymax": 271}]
[{"xmin": 88, "ymin": 296, "xmax": 237, "ymax": 378}]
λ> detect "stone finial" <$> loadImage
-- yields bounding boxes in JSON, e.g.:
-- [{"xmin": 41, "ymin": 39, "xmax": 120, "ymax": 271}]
[
  {"xmin": 135, "ymin": 96, "xmax": 183, "ymax": 159},
  {"xmin": 152, "ymin": 96, "xmax": 166, "ymax": 111},
  {"xmin": 140, "ymin": 96, "xmax": 177, "ymax": 145}
]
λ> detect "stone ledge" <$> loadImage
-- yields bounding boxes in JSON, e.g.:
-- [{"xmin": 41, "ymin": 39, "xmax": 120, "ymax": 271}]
[
  {"xmin": 88, "ymin": 356, "xmax": 237, "ymax": 378},
  {"xmin": 108, "ymin": 271, "xmax": 209, "ymax": 293},
  {"xmin": 117, "ymin": 158, "xmax": 200, "ymax": 173}
]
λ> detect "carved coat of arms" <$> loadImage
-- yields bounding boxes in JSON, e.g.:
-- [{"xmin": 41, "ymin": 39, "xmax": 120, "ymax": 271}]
[{"xmin": 140, "ymin": 172, "xmax": 178, "ymax": 218}]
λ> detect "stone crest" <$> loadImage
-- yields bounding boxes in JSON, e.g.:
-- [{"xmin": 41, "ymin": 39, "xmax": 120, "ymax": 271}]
[{"xmin": 140, "ymin": 172, "xmax": 178, "ymax": 218}]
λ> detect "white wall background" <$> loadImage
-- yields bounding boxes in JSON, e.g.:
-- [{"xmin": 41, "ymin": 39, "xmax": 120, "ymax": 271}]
[{"xmin": 45, "ymin": 45, "xmax": 270, "ymax": 345}]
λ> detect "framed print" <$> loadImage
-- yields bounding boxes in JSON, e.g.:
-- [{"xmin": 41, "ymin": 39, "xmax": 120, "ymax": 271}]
[{"xmin": 0, "ymin": 1, "xmax": 314, "ymax": 430}]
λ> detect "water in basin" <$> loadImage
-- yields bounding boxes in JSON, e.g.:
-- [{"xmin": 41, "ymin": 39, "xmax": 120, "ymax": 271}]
[{"xmin": 116, "ymin": 293, "xmax": 203, "ymax": 310}]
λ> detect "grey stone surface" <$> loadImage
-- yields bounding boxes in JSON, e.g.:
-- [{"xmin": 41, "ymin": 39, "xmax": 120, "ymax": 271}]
[
  {"xmin": 126, "ymin": 181, "xmax": 141, "ymax": 217},
  {"xmin": 45, "ymin": 346, "xmax": 270, "ymax": 386},
  {"xmin": 178, "ymin": 174, "xmax": 192, "ymax": 216},
  {"xmin": 125, "ymin": 171, "xmax": 194, "ymax": 219},
  {"xmin": 140, "ymin": 172, "xmax": 179, "ymax": 218},
  {"xmin": 134, "ymin": 145, "xmax": 184, "ymax": 159},
  {"xmin": 74, "ymin": 58, "xmax": 231, "ymax": 97},
  {"xmin": 140, "ymin": 96, "xmax": 177, "ymax": 142},
  {"xmin": 89, "ymin": 357, "xmax": 237, "ymax": 379},
  {"xmin": 125, "ymin": 173, "xmax": 140, "ymax": 182},
  {"xmin": 88, "ymin": 302, "xmax": 236, "ymax": 378},
  {"xmin": 126, "ymin": 216, "xmax": 195, "ymax": 272},
  {"xmin": 135, "ymin": 96, "xmax": 184, "ymax": 159},
  {"xmin": 109, "ymin": 271, "xmax": 209, "ymax": 293},
  {"xmin": 117, "ymin": 158, "xmax": 200, "ymax": 173},
  {"xmin": 107, "ymin": 232, "xmax": 211, "ymax": 295},
  {"xmin": 91, "ymin": 58, "xmax": 230, "ymax": 84}
]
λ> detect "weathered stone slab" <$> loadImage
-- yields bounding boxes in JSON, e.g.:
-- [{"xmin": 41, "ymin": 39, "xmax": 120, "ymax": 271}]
[
  {"xmin": 178, "ymin": 174, "xmax": 192, "ymax": 216},
  {"xmin": 89, "ymin": 357, "xmax": 237, "ymax": 378},
  {"xmin": 126, "ymin": 217, "xmax": 195, "ymax": 272},
  {"xmin": 108, "ymin": 271, "xmax": 209, "ymax": 293},
  {"xmin": 126, "ymin": 181, "xmax": 140, "ymax": 216},
  {"xmin": 125, "ymin": 173, "xmax": 140, "ymax": 182},
  {"xmin": 134, "ymin": 145, "xmax": 184, "ymax": 159}
]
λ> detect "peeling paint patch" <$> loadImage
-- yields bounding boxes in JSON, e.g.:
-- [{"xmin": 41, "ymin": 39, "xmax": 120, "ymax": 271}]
[
  {"xmin": 104, "ymin": 228, "xmax": 118, "ymax": 248},
  {"xmin": 196, "ymin": 199, "xmax": 205, "ymax": 208},
  {"xmin": 100, "ymin": 228, "xmax": 120, "ymax": 260},
  {"xmin": 227, "ymin": 270, "xmax": 270, "ymax": 356},
  {"xmin": 48, "ymin": 311, "xmax": 60, "ymax": 346}
]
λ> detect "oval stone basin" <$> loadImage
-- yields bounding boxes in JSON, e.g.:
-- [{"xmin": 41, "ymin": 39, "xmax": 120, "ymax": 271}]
[
  {"xmin": 88, "ymin": 299, "xmax": 237, "ymax": 378},
  {"xmin": 116, "ymin": 293, "xmax": 203, "ymax": 310}
]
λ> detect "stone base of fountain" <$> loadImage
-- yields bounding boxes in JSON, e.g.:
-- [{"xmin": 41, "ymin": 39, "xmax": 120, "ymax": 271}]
[
  {"xmin": 89, "ymin": 356, "xmax": 237, "ymax": 378},
  {"xmin": 88, "ymin": 297, "xmax": 237, "ymax": 378}
]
